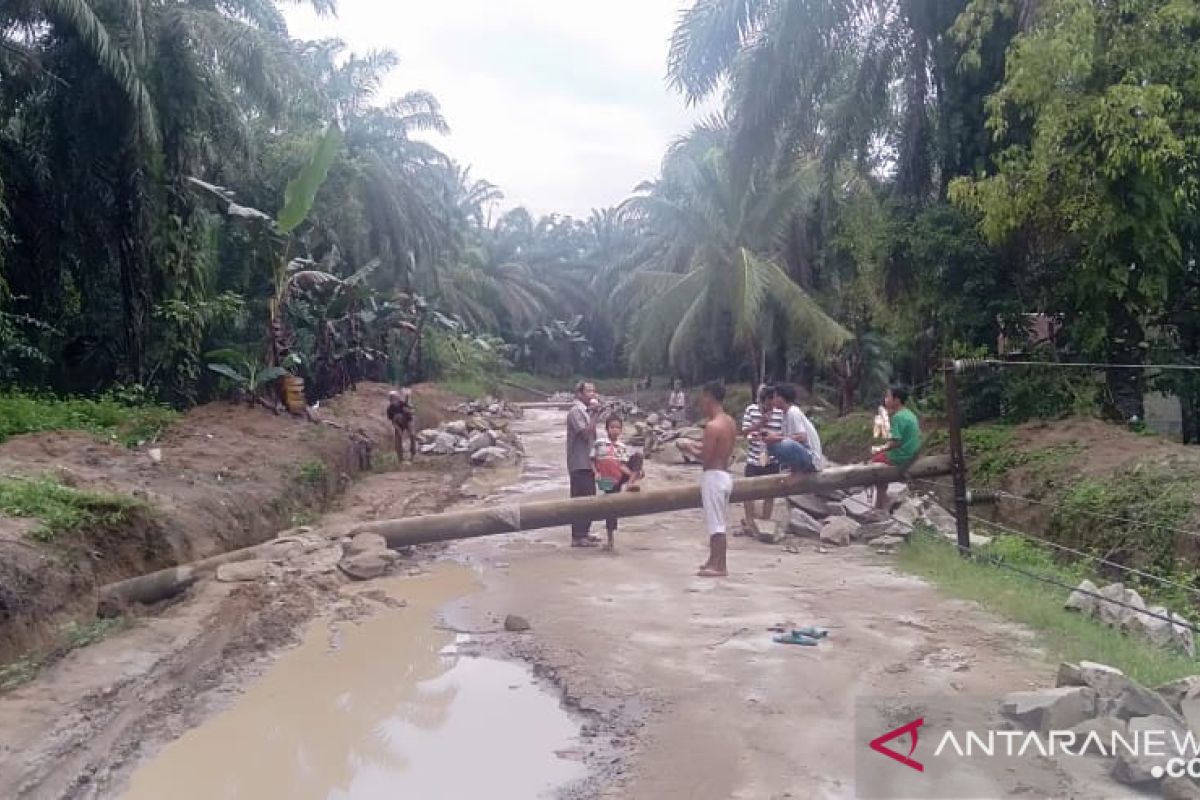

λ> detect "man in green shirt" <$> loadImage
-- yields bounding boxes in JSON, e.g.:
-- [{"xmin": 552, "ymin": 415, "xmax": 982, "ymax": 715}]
[{"xmin": 872, "ymin": 385, "xmax": 921, "ymax": 510}]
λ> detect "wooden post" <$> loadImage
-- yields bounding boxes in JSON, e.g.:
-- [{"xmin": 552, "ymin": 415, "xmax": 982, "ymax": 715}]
[
  {"xmin": 943, "ymin": 361, "xmax": 972, "ymax": 553},
  {"xmin": 353, "ymin": 456, "xmax": 953, "ymax": 548}
]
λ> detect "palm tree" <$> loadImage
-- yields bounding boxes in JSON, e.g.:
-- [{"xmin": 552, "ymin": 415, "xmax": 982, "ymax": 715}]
[
  {"xmin": 667, "ymin": 0, "xmax": 977, "ymax": 198},
  {"xmin": 617, "ymin": 126, "xmax": 849, "ymax": 385}
]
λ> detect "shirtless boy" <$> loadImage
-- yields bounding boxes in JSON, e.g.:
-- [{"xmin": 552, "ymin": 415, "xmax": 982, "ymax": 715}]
[{"xmin": 696, "ymin": 381, "xmax": 737, "ymax": 578}]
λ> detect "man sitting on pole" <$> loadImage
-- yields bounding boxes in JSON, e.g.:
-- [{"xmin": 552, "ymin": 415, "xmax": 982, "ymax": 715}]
[
  {"xmin": 871, "ymin": 385, "xmax": 922, "ymax": 509},
  {"xmin": 765, "ymin": 384, "xmax": 823, "ymax": 474}
]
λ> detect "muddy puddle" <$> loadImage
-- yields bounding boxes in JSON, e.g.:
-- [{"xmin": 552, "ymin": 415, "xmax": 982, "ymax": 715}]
[{"xmin": 121, "ymin": 565, "xmax": 585, "ymax": 800}]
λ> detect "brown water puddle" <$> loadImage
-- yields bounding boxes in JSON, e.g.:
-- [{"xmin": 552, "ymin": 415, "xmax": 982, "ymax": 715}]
[{"xmin": 121, "ymin": 565, "xmax": 584, "ymax": 799}]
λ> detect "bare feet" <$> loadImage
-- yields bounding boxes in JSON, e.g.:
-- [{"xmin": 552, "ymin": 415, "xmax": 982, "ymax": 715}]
[{"xmin": 696, "ymin": 567, "xmax": 728, "ymax": 578}]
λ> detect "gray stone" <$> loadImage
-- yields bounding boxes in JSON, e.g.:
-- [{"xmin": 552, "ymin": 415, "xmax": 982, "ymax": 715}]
[
  {"xmin": 1069, "ymin": 716, "xmax": 1128, "ymax": 757},
  {"xmin": 858, "ymin": 520, "xmax": 906, "ymax": 543},
  {"xmin": 786, "ymin": 508, "xmax": 822, "ymax": 538},
  {"xmin": 504, "ymin": 614, "xmax": 531, "ymax": 632},
  {"xmin": 431, "ymin": 431, "xmax": 459, "ymax": 455},
  {"xmin": 338, "ymin": 550, "xmax": 400, "ymax": 581},
  {"xmin": 1113, "ymin": 715, "xmax": 1187, "ymax": 786},
  {"xmin": 893, "ymin": 498, "xmax": 923, "ymax": 527},
  {"xmin": 1078, "ymin": 661, "xmax": 1128, "ymax": 699},
  {"xmin": 1182, "ymin": 698, "xmax": 1200, "ymax": 740},
  {"xmin": 1118, "ymin": 588, "xmax": 1149, "ymax": 634},
  {"xmin": 1056, "ymin": 662, "xmax": 1084, "ymax": 688},
  {"xmin": 346, "ymin": 532, "xmax": 388, "ymax": 557},
  {"xmin": 1134, "ymin": 604, "xmax": 1177, "ymax": 648},
  {"xmin": 872, "ymin": 535, "xmax": 906, "ymax": 553},
  {"xmin": 1173, "ymin": 613, "xmax": 1196, "ymax": 658},
  {"xmin": 1064, "ymin": 579, "xmax": 1100, "ymax": 616},
  {"xmin": 443, "ymin": 419, "xmax": 469, "ymax": 437},
  {"xmin": 820, "ymin": 516, "xmax": 858, "ymax": 547},
  {"xmin": 419, "ymin": 444, "xmax": 436, "ymax": 455},
  {"xmin": 1001, "ymin": 687, "xmax": 1097, "ymax": 734},
  {"xmin": 844, "ymin": 493, "xmax": 885, "ymax": 523},
  {"xmin": 757, "ymin": 521, "xmax": 785, "ymax": 545},
  {"xmin": 1156, "ymin": 677, "xmax": 1200, "ymax": 713},
  {"xmin": 471, "ymin": 446, "xmax": 512, "ymax": 467},
  {"xmin": 646, "ymin": 413, "xmax": 660, "ymax": 426},
  {"xmin": 466, "ymin": 415, "xmax": 489, "ymax": 432},
  {"xmin": 1163, "ymin": 775, "xmax": 1200, "ymax": 800},
  {"xmin": 790, "ymin": 494, "xmax": 833, "ymax": 520},
  {"xmin": 885, "ymin": 483, "xmax": 910, "ymax": 507},
  {"xmin": 466, "ymin": 430, "xmax": 495, "ymax": 453},
  {"xmin": 417, "ymin": 428, "xmax": 440, "ymax": 444},
  {"xmin": 1113, "ymin": 680, "xmax": 1181, "ymax": 723},
  {"xmin": 920, "ymin": 503, "xmax": 958, "ymax": 538},
  {"xmin": 216, "ymin": 559, "xmax": 279, "ymax": 583},
  {"xmin": 1097, "ymin": 582, "xmax": 1131, "ymax": 628}
]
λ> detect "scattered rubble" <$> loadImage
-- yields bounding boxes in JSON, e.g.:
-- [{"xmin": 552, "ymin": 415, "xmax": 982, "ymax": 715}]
[
  {"xmin": 416, "ymin": 405, "xmax": 524, "ymax": 467},
  {"xmin": 1000, "ymin": 660, "xmax": 1200, "ymax": 795},
  {"xmin": 1064, "ymin": 580, "xmax": 1196, "ymax": 657}
]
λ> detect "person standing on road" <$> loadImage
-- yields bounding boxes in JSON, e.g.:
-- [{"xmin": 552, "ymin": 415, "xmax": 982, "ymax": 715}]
[
  {"xmin": 697, "ymin": 382, "xmax": 737, "ymax": 578},
  {"xmin": 668, "ymin": 379, "xmax": 687, "ymax": 425},
  {"xmin": 739, "ymin": 384, "xmax": 782, "ymax": 537},
  {"xmin": 765, "ymin": 384, "xmax": 824, "ymax": 474},
  {"xmin": 567, "ymin": 380, "xmax": 603, "ymax": 547},
  {"xmin": 871, "ymin": 385, "xmax": 921, "ymax": 509}
]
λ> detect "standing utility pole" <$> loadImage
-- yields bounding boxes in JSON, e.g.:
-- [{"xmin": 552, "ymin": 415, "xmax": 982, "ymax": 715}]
[{"xmin": 943, "ymin": 360, "xmax": 972, "ymax": 553}]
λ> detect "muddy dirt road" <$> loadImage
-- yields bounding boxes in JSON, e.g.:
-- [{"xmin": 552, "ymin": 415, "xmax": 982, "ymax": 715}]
[{"xmin": 1, "ymin": 409, "xmax": 1129, "ymax": 799}]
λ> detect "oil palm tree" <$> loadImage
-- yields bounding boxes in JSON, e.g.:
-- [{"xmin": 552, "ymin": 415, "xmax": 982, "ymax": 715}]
[{"xmin": 618, "ymin": 126, "xmax": 849, "ymax": 384}]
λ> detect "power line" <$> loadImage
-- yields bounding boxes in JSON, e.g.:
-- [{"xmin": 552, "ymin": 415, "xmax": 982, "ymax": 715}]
[
  {"xmin": 911, "ymin": 478, "xmax": 1200, "ymax": 543},
  {"xmin": 967, "ymin": 514, "xmax": 1200, "ymax": 602},
  {"xmin": 957, "ymin": 358, "xmax": 1200, "ymax": 373}
]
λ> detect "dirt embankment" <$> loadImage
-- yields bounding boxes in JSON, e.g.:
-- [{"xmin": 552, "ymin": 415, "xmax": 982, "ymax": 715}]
[{"xmin": 0, "ymin": 382, "xmax": 460, "ymax": 660}]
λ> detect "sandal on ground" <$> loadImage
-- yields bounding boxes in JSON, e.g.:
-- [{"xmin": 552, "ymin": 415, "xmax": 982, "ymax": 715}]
[
  {"xmin": 571, "ymin": 536, "xmax": 602, "ymax": 548},
  {"xmin": 774, "ymin": 632, "xmax": 820, "ymax": 646},
  {"xmin": 696, "ymin": 567, "xmax": 728, "ymax": 578}
]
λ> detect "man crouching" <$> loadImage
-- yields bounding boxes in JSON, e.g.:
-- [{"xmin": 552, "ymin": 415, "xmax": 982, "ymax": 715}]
[{"xmin": 696, "ymin": 382, "xmax": 736, "ymax": 578}]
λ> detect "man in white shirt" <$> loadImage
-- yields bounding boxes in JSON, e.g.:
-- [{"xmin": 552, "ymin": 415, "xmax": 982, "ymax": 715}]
[{"xmin": 765, "ymin": 383, "xmax": 823, "ymax": 473}]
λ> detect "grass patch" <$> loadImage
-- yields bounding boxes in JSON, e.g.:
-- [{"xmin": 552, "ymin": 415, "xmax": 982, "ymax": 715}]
[
  {"xmin": 0, "ymin": 617, "xmax": 129, "ymax": 692},
  {"xmin": 898, "ymin": 532, "xmax": 1198, "ymax": 685},
  {"xmin": 820, "ymin": 412, "xmax": 875, "ymax": 463},
  {"xmin": 440, "ymin": 377, "xmax": 492, "ymax": 400},
  {"xmin": 0, "ymin": 391, "xmax": 176, "ymax": 447},
  {"xmin": 296, "ymin": 461, "xmax": 328, "ymax": 486},
  {"xmin": 0, "ymin": 477, "xmax": 143, "ymax": 542}
]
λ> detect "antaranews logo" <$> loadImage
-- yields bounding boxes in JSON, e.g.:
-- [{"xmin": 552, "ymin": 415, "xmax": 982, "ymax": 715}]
[{"xmin": 868, "ymin": 718, "xmax": 925, "ymax": 773}]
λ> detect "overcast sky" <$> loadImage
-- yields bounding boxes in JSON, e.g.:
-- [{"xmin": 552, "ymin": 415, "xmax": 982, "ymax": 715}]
[{"xmin": 285, "ymin": 0, "xmax": 717, "ymax": 218}]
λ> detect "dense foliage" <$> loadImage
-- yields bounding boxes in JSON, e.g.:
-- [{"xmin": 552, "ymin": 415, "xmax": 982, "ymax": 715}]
[{"xmin": 2, "ymin": 0, "xmax": 1199, "ymax": 436}]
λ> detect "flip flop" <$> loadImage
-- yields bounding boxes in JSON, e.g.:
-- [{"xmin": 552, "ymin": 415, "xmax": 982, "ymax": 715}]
[
  {"xmin": 571, "ymin": 537, "xmax": 601, "ymax": 548},
  {"xmin": 774, "ymin": 632, "xmax": 820, "ymax": 646},
  {"xmin": 696, "ymin": 567, "xmax": 727, "ymax": 578},
  {"xmin": 792, "ymin": 627, "xmax": 829, "ymax": 640}
]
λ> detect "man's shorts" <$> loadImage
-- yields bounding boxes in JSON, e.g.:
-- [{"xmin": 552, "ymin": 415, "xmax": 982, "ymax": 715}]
[
  {"xmin": 700, "ymin": 470, "xmax": 733, "ymax": 536},
  {"xmin": 745, "ymin": 461, "xmax": 781, "ymax": 479}
]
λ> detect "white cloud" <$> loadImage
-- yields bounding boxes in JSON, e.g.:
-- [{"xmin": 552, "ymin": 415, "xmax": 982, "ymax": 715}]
[{"xmin": 285, "ymin": 0, "xmax": 717, "ymax": 217}]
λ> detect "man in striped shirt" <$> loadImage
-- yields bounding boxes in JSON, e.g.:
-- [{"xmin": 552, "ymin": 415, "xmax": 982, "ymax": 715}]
[{"xmin": 739, "ymin": 384, "xmax": 784, "ymax": 536}]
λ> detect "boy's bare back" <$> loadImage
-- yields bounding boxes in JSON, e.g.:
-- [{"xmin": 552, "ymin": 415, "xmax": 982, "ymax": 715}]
[{"xmin": 702, "ymin": 412, "xmax": 736, "ymax": 470}]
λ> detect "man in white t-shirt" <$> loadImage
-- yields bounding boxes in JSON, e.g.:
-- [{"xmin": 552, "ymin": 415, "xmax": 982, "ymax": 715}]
[{"xmin": 765, "ymin": 383, "xmax": 823, "ymax": 473}]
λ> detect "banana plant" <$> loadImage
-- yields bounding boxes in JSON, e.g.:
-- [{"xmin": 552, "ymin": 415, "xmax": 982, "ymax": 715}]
[
  {"xmin": 205, "ymin": 349, "xmax": 297, "ymax": 408},
  {"xmin": 188, "ymin": 122, "xmax": 343, "ymax": 414}
]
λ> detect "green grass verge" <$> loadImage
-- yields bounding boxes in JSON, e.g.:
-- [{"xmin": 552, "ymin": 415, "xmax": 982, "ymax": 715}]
[
  {"xmin": 0, "ymin": 477, "xmax": 143, "ymax": 542},
  {"xmin": 897, "ymin": 532, "xmax": 1198, "ymax": 686},
  {"xmin": 0, "ymin": 391, "xmax": 177, "ymax": 446}
]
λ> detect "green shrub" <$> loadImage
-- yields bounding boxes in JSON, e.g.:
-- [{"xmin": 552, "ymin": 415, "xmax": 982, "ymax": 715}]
[{"xmin": 0, "ymin": 391, "xmax": 177, "ymax": 446}]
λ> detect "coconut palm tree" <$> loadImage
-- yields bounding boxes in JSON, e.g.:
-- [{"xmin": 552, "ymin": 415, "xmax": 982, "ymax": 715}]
[{"xmin": 617, "ymin": 126, "xmax": 849, "ymax": 384}]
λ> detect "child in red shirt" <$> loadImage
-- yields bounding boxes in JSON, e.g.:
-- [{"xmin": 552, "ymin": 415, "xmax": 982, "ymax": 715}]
[{"xmin": 592, "ymin": 416, "xmax": 644, "ymax": 551}]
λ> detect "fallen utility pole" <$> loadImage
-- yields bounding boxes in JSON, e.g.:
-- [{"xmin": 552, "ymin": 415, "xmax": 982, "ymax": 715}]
[
  {"xmin": 353, "ymin": 456, "xmax": 952, "ymax": 548},
  {"xmin": 99, "ymin": 455, "xmax": 950, "ymax": 610}
]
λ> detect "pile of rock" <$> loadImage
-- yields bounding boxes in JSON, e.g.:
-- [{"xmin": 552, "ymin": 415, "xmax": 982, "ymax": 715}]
[
  {"xmin": 753, "ymin": 487, "xmax": 989, "ymax": 553},
  {"xmin": 453, "ymin": 396, "xmax": 523, "ymax": 419},
  {"xmin": 214, "ymin": 529, "xmax": 410, "ymax": 584},
  {"xmin": 1066, "ymin": 580, "xmax": 1195, "ymax": 658},
  {"xmin": 1004, "ymin": 661, "xmax": 1200, "ymax": 795},
  {"xmin": 416, "ymin": 416, "xmax": 523, "ymax": 467}
]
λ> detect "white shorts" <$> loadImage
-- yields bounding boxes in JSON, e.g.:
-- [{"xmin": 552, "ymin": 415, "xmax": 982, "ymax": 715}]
[{"xmin": 700, "ymin": 470, "xmax": 733, "ymax": 536}]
